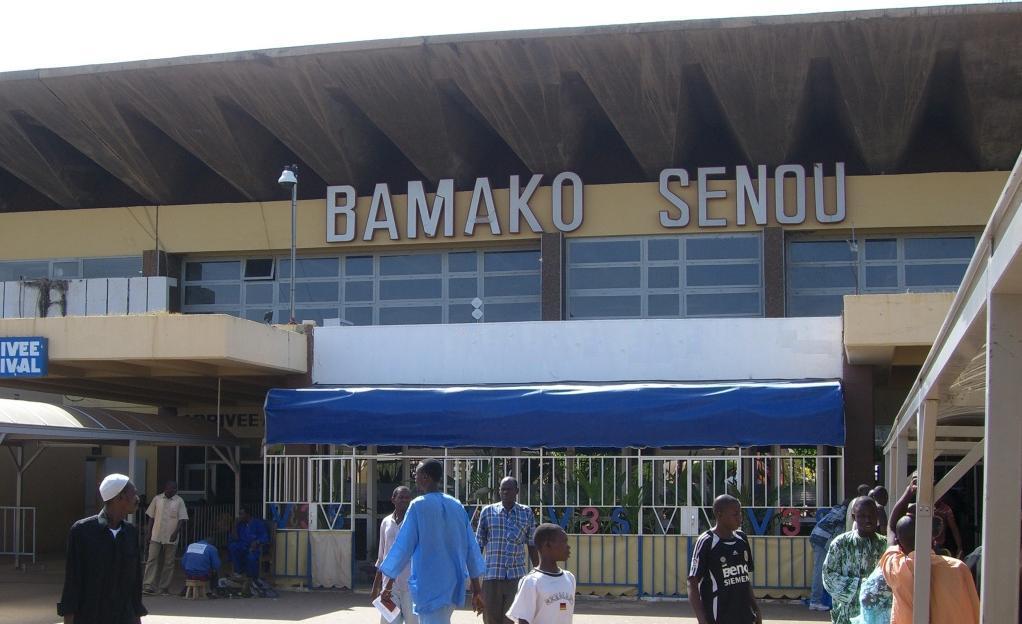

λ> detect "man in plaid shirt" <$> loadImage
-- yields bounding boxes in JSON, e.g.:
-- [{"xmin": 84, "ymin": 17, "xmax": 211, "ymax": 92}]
[{"xmin": 476, "ymin": 477, "xmax": 539, "ymax": 624}]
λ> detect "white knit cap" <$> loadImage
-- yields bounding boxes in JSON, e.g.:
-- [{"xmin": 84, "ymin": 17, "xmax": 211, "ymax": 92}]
[{"xmin": 99, "ymin": 473, "xmax": 130, "ymax": 502}]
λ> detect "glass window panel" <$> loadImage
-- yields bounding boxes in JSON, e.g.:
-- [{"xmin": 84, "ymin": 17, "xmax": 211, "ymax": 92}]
[
  {"xmin": 278, "ymin": 257, "xmax": 339, "ymax": 279},
  {"xmin": 788, "ymin": 265, "xmax": 857, "ymax": 289},
  {"xmin": 52, "ymin": 261, "xmax": 80, "ymax": 278},
  {"xmin": 647, "ymin": 239, "xmax": 679, "ymax": 261},
  {"xmin": 905, "ymin": 263, "xmax": 969, "ymax": 288},
  {"xmin": 483, "ymin": 250, "xmax": 539, "ymax": 272},
  {"xmin": 83, "ymin": 257, "xmax": 141, "ymax": 278},
  {"xmin": 277, "ymin": 282, "xmax": 339, "ymax": 303},
  {"xmin": 686, "ymin": 292, "xmax": 760, "ymax": 316},
  {"xmin": 904, "ymin": 237, "xmax": 975, "ymax": 260},
  {"xmin": 570, "ymin": 266, "xmax": 640, "ymax": 290},
  {"xmin": 448, "ymin": 304, "xmax": 476, "ymax": 324},
  {"xmin": 0, "ymin": 261, "xmax": 49, "ymax": 281},
  {"xmin": 343, "ymin": 307, "xmax": 373, "ymax": 326},
  {"xmin": 185, "ymin": 261, "xmax": 240, "ymax": 282},
  {"xmin": 246, "ymin": 283, "xmax": 274, "ymax": 304},
  {"xmin": 687, "ymin": 264, "xmax": 760, "ymax": 287},
  {"xmin": 345, "ymin": 256, "xmax": 373, "ymax": 276},
  {"xmin": 379, "ymin": 306, "xmax": 443, "ymax": 325},
  {"xmin": 243, "ymin": 309, "xmax": 275, "ymax": 323},
  {"xmin": 483, "ymin": 275, "xmax": 539, "ymax": 297},
  {"xmin": 865, "ymin": 265, "xmax": 898, "ymax": 288},
  {"xmin": 483, "ymin": 302, "xmax": 541, "ymax": 322},
  {"xmin": 449, "ymin": 277, "xmax": 478, "ymax": 299},
  {"xmin": 789, "ymin": 240, "xmax": 856, "ymax": 263},
  {"xmin": 788, "ymin": 294, "xmax": 844, "ymax": 317},
  {"xmin": 379, "ymin": 278, "xmax": 442, "ymax": 300},
  {"xmin": 687, "ymin": 236, "xmax": 759, "ymax": 260},
  {"xmin": 648, "ymin": 294, "xmax": 680, "ymax": 316},
  {"xmin": 184, "ymin": 284, "xmax": 240, "ymax": 305},
  {"xmin": 865, "ymin": 239, "xmax": 897, "ymax": 260},
  {"xmin": 244, "ymin": 258, "xmax": 274, "ymax": 279},
  {"xmin": 569, "ymin": 295, "xmax": 641, "ymax": 319},
  {"xmin": 647, "ymin": 266, "xmax": 679, "ymax": 289},
  {"xmin": 569, "ymin": 240, "xmax": 641, "ymax": 264},
  {"xmin": 293, "ymin": 308, "xmax": 338, "ymax": 326},
  {"xmin": 345, "ymin": 281, "xmax": 374, "ymax": 302},
  {"xmin": 448, "ymin": 252, "xmax": 478, "ymax": 273},
  {"xmin": 380, "ymin": 254, "xmax": 442, "ymax": 276}
]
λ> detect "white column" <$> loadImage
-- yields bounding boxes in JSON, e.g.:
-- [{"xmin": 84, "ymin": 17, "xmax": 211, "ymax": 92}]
[
  {"xmin": 367, "ymin": 445, "xmax": 378, "ymax": 558},
  {"xmin": 980, "ymin": 294, "xmax": 1022, "ymax": 623},
  {"xmin": 892, "ymin": 431, "xmax": 909, "ymax": 504},
  {"xmin": 912, "ymin": 400, "xmax": 938, "ymax": 624},
  {"xmin": 127, "ymin": 439, "xmax": 138, "ymax": 525},
  {"xmin": 816, "ymin": 445, "xmax": 829, "ymax": 510},
  {"xmin": 13, "ymin": 447, "xmax": 22, "ymax": 569}
]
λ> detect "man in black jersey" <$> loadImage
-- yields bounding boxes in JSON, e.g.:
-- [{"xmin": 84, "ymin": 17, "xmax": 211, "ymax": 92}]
[{"xmin": 688, "ymin": 495, "xmax": 762, "ymax": 624}]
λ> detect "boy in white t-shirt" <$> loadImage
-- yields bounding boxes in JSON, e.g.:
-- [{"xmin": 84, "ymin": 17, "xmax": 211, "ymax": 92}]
[{"xmin": 506, "ymin": 523, "xmax": 576, "ymax": 624}]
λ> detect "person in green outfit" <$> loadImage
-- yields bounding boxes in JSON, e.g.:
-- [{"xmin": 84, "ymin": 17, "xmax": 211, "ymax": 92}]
[{"xmin": 822, "ymin": 497, "xmax": 887, "ymax": 624}]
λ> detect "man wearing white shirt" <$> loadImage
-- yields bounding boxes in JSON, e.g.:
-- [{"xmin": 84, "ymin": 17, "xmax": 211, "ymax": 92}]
[
  {"xmin": 143, "ymin": 480, "xmax": 188, "ymax": 596},
  {"xmin": 372, "ymin": 486, "xmax": 417, "ymax": 624}
]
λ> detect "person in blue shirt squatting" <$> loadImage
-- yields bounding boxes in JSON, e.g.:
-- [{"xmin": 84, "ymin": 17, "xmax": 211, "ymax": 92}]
[
  {"xmin": 228, "ymin": 508, "xmax": 269, "ymax": 579},
  {"xmin": 380, "ymin": 459, "xmax": 487, "ymax": 624},
  {"xmin": 181, "ymin": 537, "xmax": 221, "ymax": 596},
  {"xmin": 476, "ymin": 476, "xmax": 540, "ymax": 624}
]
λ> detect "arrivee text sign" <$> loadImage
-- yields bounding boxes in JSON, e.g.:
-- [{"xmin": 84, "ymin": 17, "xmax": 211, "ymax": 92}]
[{"xmin": 0, "ymin": 337, "xmax": 48, "ymax": 377}]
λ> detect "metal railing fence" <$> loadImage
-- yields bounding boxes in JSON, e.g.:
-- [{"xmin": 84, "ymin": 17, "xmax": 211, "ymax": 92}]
[{"xmin": 0, "ymin": 506, "xmax": 36, "ymax": 563}]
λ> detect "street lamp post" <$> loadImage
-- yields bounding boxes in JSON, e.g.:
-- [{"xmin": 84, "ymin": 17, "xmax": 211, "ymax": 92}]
[{"xmin": 277, "ymin": 165, "xmax": 298, "ymax": 324}]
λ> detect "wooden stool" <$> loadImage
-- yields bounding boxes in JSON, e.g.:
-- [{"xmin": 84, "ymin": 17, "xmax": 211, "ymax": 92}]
[{"xmin": 184, "ymin": 579, "xmax": 207, "ymax": 600}]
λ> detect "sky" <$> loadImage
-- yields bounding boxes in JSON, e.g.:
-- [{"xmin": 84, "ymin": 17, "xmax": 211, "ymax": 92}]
[{"xmin": 0, "ymin": 0, "xmax": 1006, "ymax": 73}]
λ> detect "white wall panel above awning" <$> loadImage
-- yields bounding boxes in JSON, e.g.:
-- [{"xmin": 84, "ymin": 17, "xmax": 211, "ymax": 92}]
[{"xmin": 312, "ymin": 317, "xmax": 844, "ymax": 386}]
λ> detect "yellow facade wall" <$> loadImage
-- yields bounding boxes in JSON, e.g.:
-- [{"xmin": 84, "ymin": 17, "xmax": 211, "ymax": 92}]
[{"xmin": 0, "ymin": 171, "xmax": 1006, "ymax": 260}]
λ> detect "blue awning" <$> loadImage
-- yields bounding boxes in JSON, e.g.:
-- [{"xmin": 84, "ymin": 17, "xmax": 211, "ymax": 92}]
[{"xmin": 264, "ymin": 381, "xmax": 844, "ymax": 448}]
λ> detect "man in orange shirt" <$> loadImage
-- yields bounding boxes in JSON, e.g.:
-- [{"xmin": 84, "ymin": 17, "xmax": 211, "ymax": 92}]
[{"xmin": 880, "ymin": 515, "xmax": 979, "ymax": 624}]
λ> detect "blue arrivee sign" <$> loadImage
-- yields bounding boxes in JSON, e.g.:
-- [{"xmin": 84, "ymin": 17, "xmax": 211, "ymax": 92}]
[{"xmin": 0, "ymin": 337, "xmax": 48, "ymax": 377}]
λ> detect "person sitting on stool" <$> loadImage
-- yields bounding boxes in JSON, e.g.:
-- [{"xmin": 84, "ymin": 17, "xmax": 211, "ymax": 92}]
[
  {"xmin": 182, "ymin": 537, "xmax": 221, "ymax": 597},
  {"xmin": 228, "ymin": 508, "xmax": 269, "ymax": 579}
]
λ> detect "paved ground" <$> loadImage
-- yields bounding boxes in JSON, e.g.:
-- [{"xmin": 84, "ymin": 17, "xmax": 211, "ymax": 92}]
[{"xmin": 0, "ymin": 558, "xmax": 829, "ymax": 624}]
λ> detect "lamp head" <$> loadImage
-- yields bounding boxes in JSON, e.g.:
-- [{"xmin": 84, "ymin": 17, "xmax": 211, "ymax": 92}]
[{"xmin": 277, "ymin": 165, "xmax": 298, "ymax": 188}]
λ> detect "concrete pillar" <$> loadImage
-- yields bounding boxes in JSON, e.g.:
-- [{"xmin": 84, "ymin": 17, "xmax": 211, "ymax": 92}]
[
  {"xmin": 912, "ymin": 400, "xmax": 938, "ymax": 624},
  {"xmin": 980, "ymin": 294, "xmax": 1022, "ymax": 623},
  {"xmin": 540, "ymin": 232, "xmax": 564, "ymax": 320},
  {"xmin": 234, "ymin": 446, "xmax": 242, "ymax": 521},
  {"xmin": 763, "ymin": 226, "xmax": 785, "ymax": 317},
  {"xmin": 841, "ymin": 361, "xmax": 875, "ymax": 499}
]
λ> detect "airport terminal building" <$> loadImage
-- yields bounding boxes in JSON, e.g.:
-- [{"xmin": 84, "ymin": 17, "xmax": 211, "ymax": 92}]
[{"xmin": 0, "ymin": 3, "xmax": 1019, "ymax": 599}]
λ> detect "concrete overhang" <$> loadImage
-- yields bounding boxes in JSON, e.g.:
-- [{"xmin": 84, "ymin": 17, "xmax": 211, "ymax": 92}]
[
  {"xmin": 843, "ymin": 293, "xmax": 955, "ymax": 366},
  {"xmin": 0, "ymin": 4, "xmax": 1019, "ymax": 212},
  {"xmin": 0, "ymin": 314, "xmax": 308, "ymax": 406}
]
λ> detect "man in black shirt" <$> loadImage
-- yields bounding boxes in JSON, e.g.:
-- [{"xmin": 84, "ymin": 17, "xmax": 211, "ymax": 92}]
[
  {"xmin": 58, "ymin": 473, "xmax": 147, "ymax": 624},
  {"xmin": 688, "ymin": 495, "xmax": 762, "ymax": 624}
]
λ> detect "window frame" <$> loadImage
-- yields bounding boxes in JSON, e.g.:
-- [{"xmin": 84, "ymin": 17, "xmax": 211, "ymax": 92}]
[
  {"xmin": 180, "ymin": 247, "xmax": 542, "ymax": 326},
  {"xmin": 785, "ymin": 232, "xmax": 980, "ymax": 317},
  {"xmin": 565, "ymin": 233, "xmax": 765, "ymax": 320}
]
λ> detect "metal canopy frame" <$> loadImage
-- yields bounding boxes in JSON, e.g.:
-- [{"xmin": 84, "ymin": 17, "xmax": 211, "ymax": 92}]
[
  {"xmin": 882, "ymin": 151, "xmax": 1022, "ymax": 624},
  {"xmin": 0, "ymin": 400, "xmax": 242, "ymax": 569}
]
